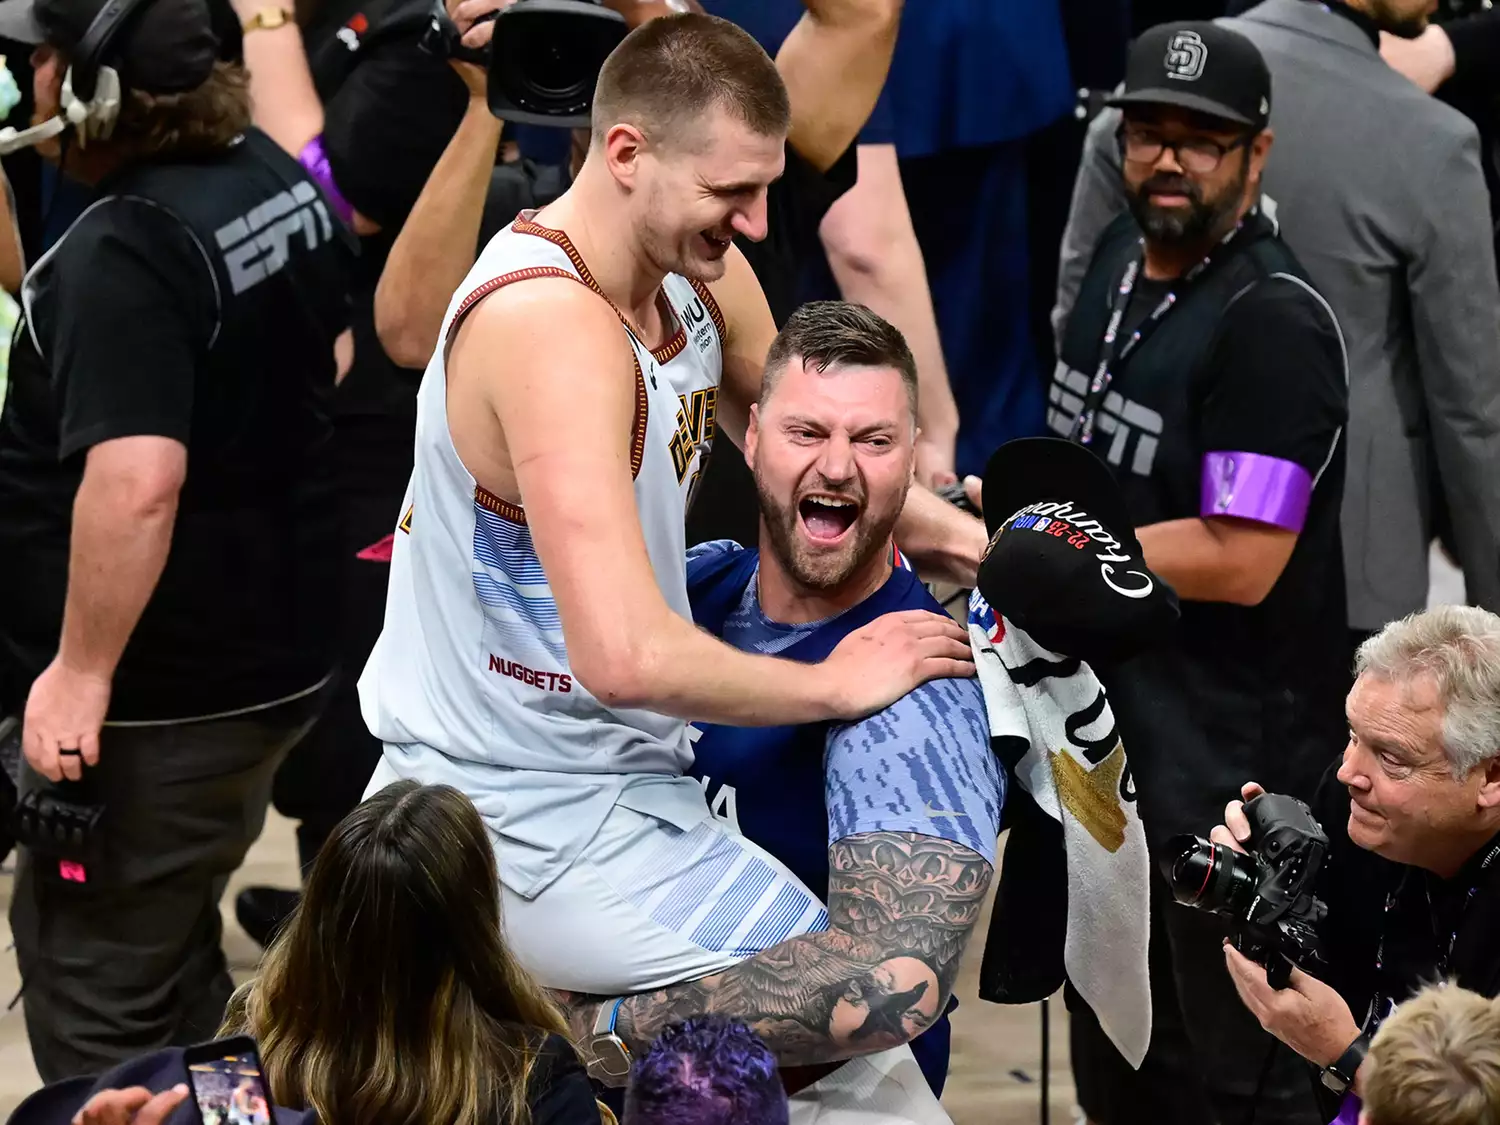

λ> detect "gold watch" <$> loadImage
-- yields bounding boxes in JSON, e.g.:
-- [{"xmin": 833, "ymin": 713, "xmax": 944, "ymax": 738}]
[{"xmin": 241, "ymin": 7, "xmax": 293, "ymax": 32}]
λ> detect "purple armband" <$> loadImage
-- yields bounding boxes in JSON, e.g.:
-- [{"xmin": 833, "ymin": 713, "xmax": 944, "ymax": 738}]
[
  {"xmin": 1330, "ymin": 1092, "xmax": 1361, "ymax": 1125},
  {"xmin": 297, "ymin": 135, "xmax": 355, "ymax": 228},
  {"xmin": 1200, "ymin": 451, "xmax": 1313, "ymax": 532}
]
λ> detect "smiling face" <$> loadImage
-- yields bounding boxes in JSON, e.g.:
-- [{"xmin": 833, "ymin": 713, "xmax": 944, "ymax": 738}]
[
  {"xmin": 747, "ymin": 355, "xmax": 915, "ymax": 594},
  {"xmin": 624, "ymin": 107, "xmax": 784, "ymax": 283},
  {"xmin": 1337, "ymin": 672, "xmax": 1500, "ymax": 871}
]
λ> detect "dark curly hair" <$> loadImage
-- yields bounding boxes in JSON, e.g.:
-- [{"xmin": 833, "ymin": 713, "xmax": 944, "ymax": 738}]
[{"xmin": 623, "ymin": 1016, "xmax": 787, "ymax": 1125}]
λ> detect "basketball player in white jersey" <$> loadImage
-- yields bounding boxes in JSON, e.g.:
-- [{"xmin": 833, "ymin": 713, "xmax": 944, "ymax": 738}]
[{"xmin": 359, "ymin": 18, "xmax": 982, "ymax": 1102}]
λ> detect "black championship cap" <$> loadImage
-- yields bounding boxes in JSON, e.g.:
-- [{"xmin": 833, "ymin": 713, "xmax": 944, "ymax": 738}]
[
  {"xmin": 976, "ymin": 438, "xmax": 1179, "ymax": 664},
  {"xmin": 0, "ymin": 0, "xmax": 223, "ymax": 94},
  {"xmin": 1107, "ymin": 21, "xmax": 1270, "ymax": 131}
]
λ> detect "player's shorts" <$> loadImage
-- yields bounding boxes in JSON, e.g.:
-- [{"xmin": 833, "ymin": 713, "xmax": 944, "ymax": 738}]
[{"xmin": 365, "ymin": 755, "xmax": 824, "ymax": 992}]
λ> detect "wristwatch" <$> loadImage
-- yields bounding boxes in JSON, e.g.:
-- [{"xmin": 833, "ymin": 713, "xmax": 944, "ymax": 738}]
[
  {"xmin": 241, "ymin": 7, "xmax": 293, "ymax": 32},
  {"xmin": 585, "ymin": 998, "xmax": 633, "ymax": 1085},
  {"xmin": 1320, "ymin": 1032, "xmax": 1370, "ymax": 1094}
]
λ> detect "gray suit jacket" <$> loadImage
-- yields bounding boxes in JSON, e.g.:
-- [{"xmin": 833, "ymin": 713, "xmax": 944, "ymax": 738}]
[{"xmin": 1053, "ymin": 0, "xmax": 1500, "ymax": 629}]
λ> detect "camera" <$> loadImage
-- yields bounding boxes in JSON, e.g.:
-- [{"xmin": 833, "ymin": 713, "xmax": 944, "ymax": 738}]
[
  {"xmin": 419, "ymin": 0, "xmax": 629, "ymax": 128},
  {"xmin": 1163, "ymin": 792, "xmax": 1329, "ymax": 989},
  {"xmin": 489, "ymin": 0, "xmax": 628, "ymax": 128}
]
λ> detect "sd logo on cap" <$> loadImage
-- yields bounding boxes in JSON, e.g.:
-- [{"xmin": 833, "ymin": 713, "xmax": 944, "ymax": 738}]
[{"xmin": 976, "ymin": 437, "xmax": 1180, "ymax": 663}]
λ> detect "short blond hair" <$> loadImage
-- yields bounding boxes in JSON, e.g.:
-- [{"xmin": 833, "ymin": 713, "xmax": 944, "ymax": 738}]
[
  {"xmin": 591, "ymin": 12, "xmax": 789, "ymax": 150},
  {"xmin": 1363, "ymin": 984, "xmax": 1500, "ymax": 1125}
]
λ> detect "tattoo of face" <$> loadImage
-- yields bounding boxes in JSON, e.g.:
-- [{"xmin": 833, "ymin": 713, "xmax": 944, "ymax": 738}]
[{"xmin": 613, "ymin": 832, "xmax": 992, "ymax": 1068}]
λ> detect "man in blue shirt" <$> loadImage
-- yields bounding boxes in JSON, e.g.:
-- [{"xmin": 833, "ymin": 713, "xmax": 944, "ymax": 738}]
[{"xmin": 567, "ymin": 301, "xmax": 1002, "ymax": 1104}]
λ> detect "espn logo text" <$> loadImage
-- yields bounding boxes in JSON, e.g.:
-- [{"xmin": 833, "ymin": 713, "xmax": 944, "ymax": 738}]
[
  {"xmin": 1046, "ymin": 362, "xmax": 1163, "ymax": 477},
  {"xmin": 214, "ymin": 181, "xmax": 337, "ymax": 296}
]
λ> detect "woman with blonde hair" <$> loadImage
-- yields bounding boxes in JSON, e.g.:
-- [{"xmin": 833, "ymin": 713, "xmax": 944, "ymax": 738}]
[{"xmin": 222, "ymin": 781, "xmax": 599, "ymax": 1125}]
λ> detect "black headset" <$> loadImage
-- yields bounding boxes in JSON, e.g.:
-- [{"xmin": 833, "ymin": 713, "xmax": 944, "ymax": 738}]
[{"xmin": 67, "ymin": 0, "xmax": 157, "ymax": 102}]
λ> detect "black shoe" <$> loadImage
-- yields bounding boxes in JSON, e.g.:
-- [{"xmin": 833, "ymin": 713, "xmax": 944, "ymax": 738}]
[{"xmin": 235, "ymin": 886, "xmax": 301, "ymax": 949}]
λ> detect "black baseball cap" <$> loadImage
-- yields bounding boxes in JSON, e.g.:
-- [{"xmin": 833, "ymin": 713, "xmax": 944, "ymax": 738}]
[
  {"xmin": 976, "ymin": 438, "xmax": 1179, "ymax": 664},
  {"xmin": 1107, "ymin": 21, "xmax": 1271, "ymax": 131},
  {"xmin": 0, "ymin": 0, "xmax": 226, "ymax": 94}
]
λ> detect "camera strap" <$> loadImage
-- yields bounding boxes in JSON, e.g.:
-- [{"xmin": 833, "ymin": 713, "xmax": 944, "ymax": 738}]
[
  {"xmin": 1069, "ymin": 213, "xmax": 1251, "ymax": 447},
  {"xmin": 1369, "ymin": 833, "xmax": 1500, "ymax": 1028}
]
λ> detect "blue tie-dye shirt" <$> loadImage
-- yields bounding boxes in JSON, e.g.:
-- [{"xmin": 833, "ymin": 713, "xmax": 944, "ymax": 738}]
[{"xmin": 690, "ymin": 540, "xmax": 1002, "ymax": 866}]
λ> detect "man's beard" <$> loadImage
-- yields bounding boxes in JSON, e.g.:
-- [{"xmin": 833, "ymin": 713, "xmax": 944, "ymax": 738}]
[
  {"xmin": 754, "ymin": 470, "xmax": 902, "ymax": 593},
  {"xmin": 1369, "ymin": 0, "xmax": 1428, "ymax": 37},
  {"xmin": 1126, "ymin": 161, "xmax": 1247, "ymax": 248}
]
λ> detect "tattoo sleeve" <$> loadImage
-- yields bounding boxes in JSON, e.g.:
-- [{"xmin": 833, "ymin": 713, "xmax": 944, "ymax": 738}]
[{"xmin": 613, "ymin": 831, "xmax": 992, "ymax": 1067}]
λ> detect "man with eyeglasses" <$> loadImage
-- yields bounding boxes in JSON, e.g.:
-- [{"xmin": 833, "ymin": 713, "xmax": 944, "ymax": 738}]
[{"xmin": 1050, "ymin": 23, "xmax": 1349, "ymax": 1125}]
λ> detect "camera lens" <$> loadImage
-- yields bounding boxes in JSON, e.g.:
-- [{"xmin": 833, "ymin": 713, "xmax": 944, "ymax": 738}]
[
  {"xmin": 492, "ymin": 8, "xmax": 628, "ymax": 120},
  {"xmin": 1163, "ymin": 834, "xmax": 1260, "ymax": 915}
]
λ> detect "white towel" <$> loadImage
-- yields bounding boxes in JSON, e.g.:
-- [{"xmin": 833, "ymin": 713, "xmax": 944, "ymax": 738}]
[{"xmin": 968, "ymin": 589, "xmax": 1153, "ymax": 1069}]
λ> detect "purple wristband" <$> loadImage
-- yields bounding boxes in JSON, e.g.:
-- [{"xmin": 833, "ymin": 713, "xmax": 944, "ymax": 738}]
[
  {"xmin": 1330, "ymin": 1092, "xmax": 1361, "ymax": 1125},
  {"xmin": 297, "ymin": 135, "xmax": 355, "ymax": 228},
  {"xmin": 1201, "ymin": 451, "xmax": 1313, "ymax": 532}
]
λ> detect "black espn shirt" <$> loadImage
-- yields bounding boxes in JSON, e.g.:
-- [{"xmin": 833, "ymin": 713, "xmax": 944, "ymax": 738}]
[
  {"xmin": 1053, "ymin": 211, "xmax": 1351, "ymax": 848},
  {"xmin": 0, "ymin": 131, "xmax": 352, "ymax": 720}
]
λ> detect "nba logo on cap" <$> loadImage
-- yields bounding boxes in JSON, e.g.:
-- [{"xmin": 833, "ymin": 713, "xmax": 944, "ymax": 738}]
[{"xmin": 1165, "ymin": 30, "xmax": 1207, "ymax": 81}]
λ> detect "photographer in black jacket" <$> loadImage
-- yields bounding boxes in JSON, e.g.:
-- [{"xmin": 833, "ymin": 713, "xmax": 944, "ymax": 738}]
[{"xmin": 1202, "ymin": 605, "xmax": 1500, "ymax": 1118}]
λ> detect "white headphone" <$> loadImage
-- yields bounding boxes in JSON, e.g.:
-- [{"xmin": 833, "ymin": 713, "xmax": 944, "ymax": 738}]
[{"xmin": 0, "ymin": 0, "xmax": 148, "ymax": 155}]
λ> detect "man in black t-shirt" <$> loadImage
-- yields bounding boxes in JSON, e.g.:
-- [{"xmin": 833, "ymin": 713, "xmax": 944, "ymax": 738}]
[
  {"xmin": 0, "ymin": 0, "xmax": 352, "ymax": 1081},
  {"xmin": 1050, "ymin": 23, "xmax": 1348, "ymax": 1125}
]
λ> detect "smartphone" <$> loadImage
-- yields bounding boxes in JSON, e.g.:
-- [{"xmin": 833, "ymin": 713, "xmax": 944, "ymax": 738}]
[{"xmin": 183, "ymin": 1036, "xmax": 272, "ymax": 1125}]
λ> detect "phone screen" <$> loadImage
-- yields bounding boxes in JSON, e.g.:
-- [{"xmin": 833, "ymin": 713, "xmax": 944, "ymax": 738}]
[{"xmin": 186, "ymin": 1046, "xmax": 272, "ymax": 1125}]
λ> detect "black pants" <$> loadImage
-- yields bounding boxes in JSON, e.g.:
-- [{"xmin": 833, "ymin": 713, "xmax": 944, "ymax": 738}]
[
  {"xmin": 269, "ymin": 414, "xmax": 411, "ymax": 872},
  {"xmin": 1069, "ymin": 870, "xmax": 1323, "ymax": 1125},
  {"xmin": 11, "ymin": 684, "xmax": 328, "ymax": 1082}
]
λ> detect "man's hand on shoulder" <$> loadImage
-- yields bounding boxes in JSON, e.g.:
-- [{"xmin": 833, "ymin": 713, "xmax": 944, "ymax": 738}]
[{"xmin": 819, "ymin": 610, "xmax": 975, "ymax": 720}]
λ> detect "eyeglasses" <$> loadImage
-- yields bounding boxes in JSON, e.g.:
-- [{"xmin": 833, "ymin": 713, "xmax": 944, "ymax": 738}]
[{"xmin": 1117, "ymin": 126, "xmax": 1253, "ymax": 175}]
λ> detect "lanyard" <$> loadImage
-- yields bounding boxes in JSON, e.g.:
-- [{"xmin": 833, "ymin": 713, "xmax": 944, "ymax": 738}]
[
  {"xmin": 1069, "ymin": 218, "xmax": 1248, "ymax": 446},
  {"xmin": 1369, "ymin": 836, "xmax": 1500, "ymax": 1028}
]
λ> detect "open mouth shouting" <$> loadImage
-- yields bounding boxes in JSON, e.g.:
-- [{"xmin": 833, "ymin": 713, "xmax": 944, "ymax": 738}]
[
  {"xmin": 798, "ymin": 493, "xmax": 861, "ymax": 546},
  {"xmin": 699, "ymin": 230, "xmax": 733, "ymax": 258}
]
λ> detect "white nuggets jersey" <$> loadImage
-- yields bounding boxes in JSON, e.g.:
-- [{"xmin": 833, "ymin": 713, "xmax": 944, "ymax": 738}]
[{"xmin": 358, "ymin": 211, "xmax": 725, "ymax": 898}]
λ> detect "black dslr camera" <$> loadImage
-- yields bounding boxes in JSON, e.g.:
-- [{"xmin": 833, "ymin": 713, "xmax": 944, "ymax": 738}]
[
  {"xmin": 420, "ymin": 0, "xmax": 629, "ymax": 127},
  {"xmin": 1163, "ymin": 793, "xmax": 1329, "ymax": 990}
]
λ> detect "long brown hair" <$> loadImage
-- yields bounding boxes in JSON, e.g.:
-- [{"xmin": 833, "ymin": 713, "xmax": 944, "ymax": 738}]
[
  {"xmin": 221, "ymin": 781, "xmax": 570, "ymax": 1125},
  {"xmin": 110, "ymin": 61, "xmax": 252, "ymax": 157}
]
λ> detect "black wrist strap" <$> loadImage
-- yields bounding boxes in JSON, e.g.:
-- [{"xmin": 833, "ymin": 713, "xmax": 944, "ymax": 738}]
[{"xmin": 1321, "ymin": 1032, "xmax": 1370, "ymax": 1093}]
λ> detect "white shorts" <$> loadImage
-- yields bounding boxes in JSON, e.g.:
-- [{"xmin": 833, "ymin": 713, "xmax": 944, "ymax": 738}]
[
  {"xmin": 366, "ymin": 755, "xmax": 825, "ymax": 992},
  {"xmin": 501, "ymin": 796, "xmax": 828, "ymax": 993}
]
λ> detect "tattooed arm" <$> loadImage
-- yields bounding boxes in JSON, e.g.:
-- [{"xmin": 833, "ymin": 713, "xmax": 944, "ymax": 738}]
[{"xmin": 579, "ymin": 831, "xmax": 991, "ymax": 1068}]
